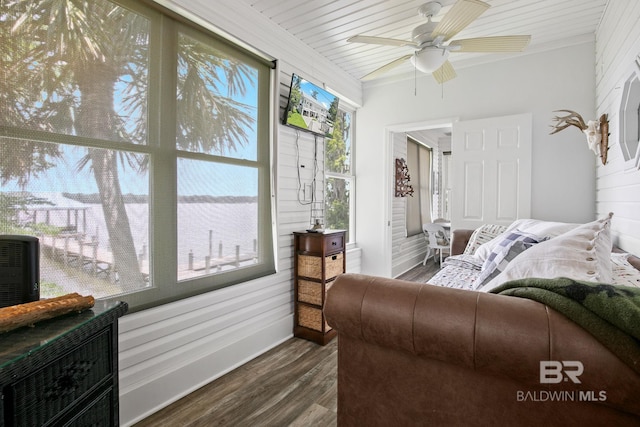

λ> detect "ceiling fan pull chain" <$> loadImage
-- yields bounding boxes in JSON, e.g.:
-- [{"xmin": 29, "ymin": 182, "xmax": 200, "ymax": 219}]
[{"xmin": 414, "ymin": 52, "xmax": 418, "ymax": 96}]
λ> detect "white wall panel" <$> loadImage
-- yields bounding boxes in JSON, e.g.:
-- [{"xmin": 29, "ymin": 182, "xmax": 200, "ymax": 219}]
[{"xmin": 595, "ymin": 1, "xmax": 640, "ymax": 255}]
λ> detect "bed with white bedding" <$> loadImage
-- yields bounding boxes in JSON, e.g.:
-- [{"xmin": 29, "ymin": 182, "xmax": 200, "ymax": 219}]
[{"xmin": 427, "ymin": 214, "xmax": 640, "ymax": 292}]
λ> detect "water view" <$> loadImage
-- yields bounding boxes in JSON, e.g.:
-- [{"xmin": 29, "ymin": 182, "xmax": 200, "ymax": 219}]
[{"xmin": 7, "ymin": 192, "xmax": 258, "ymax": 299}]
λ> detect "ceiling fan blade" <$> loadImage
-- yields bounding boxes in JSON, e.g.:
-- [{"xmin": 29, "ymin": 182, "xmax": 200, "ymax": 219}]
[
  {"xmin": 432, "ymin": 60, "xmax": 457, "ymax": 84},
  {"xmin": 431, "ymin": 0, "xmax": 490, "ymax": 41},
  {"xmin": 448, "ymin": 35, "xmax": 531, "ymax": 52},
  {"xmin": 362, "ymin": 54, "xmax": 413, "ymax": 80},
  {"xmin": 347, "ymin": 35, "xmax": 417, "ymax": 47}
]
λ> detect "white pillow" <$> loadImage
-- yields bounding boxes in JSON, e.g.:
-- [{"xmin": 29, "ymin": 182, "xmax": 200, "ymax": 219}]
[
  {"xmin": 504, "ymin": 218, "xmax": 579, "ymax": 238},
  {"xmin": 473, "ymin": 219, "xmax": 579, "ymax": 263},
  {"xmin": 480, "ymin": 213, "xmax": 614, "ymax": 292}
]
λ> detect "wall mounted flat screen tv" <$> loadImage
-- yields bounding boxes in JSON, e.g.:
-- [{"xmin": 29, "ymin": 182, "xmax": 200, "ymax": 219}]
[{"xmin": 283, "ymin": 73, "xmax": 339, "ymax": 137}]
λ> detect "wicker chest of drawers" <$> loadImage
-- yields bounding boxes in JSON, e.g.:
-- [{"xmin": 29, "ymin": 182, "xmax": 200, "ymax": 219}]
[
  {"xmin": 293, "ymin": 230, "xmax": 345, "ymax": 345},
  {"xmin": 0, "ymin": 300, "xmax": 127, "ymax": 427}
]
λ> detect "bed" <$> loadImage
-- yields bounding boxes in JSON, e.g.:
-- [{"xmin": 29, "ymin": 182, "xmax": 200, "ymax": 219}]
[{"xmin": 427, "ymin": 213, "xmax": 640, "ymax": 292}]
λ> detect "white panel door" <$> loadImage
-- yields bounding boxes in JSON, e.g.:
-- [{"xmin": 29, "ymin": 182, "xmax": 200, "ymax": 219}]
[{"xmin": 451, "ymin": 113, "xmax": 532, "ymax": 230}]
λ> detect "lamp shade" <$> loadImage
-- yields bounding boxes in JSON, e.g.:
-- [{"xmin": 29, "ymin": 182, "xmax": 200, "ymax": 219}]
[{"xmin": 410, "ymin": 47, "xmax": 450, "ymax": 73}]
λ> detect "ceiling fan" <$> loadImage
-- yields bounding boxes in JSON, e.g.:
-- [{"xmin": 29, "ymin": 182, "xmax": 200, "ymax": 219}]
[{"xmin": 347, "ymin": 0, "xmax": 531, "ymax": 83}]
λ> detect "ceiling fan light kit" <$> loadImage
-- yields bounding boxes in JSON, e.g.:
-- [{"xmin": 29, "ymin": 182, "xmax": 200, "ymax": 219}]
[
  {"xmin": 347, "ymin": 0, "xmax": 531, "ymax": 82},
  {"xmin": 411, "ymin": 48, "xmax": 450, "ymax": 73}
]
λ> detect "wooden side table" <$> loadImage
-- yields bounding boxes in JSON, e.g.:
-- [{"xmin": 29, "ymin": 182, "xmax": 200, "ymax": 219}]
[{"xmin": 293, "ymin": 230, "xmax": 345, "ymax": 345}]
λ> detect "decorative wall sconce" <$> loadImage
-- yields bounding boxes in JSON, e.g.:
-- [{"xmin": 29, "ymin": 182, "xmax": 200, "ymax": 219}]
[
  {"xmin": 549, "ymin": 109, "xmax": 610, "ymax": 165},
  {"xmin": 395, "ymin": 157, "xmax": 414, "ymax": 197}
]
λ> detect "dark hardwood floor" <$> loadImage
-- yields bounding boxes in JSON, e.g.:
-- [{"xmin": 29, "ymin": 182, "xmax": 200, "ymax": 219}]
[
  {"xmin": 134, "ymin": 337, "xmax": 338, "ymax": 427},
  {"xmin": 396, "ymin": 258, "xmax": 442, "ymax": 282},
  {"xmin": 133, "ymin": 262, "xmax": 441, "ymax": 427}
]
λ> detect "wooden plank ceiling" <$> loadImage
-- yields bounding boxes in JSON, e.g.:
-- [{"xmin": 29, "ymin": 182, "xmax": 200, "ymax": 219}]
[{"xmin": 238, "ymin": 0, "xmax": 609, "ymax": 82}]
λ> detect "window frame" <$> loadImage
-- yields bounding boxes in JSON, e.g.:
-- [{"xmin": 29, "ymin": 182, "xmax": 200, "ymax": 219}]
[
  {"xmin": 0, "ymin": 0, "xmax": 276, "ymax": 312},
  {"xmin": 405, "ymin": 136, "xmax": 432, "ymax": 237},
  {"xmin": 324, "ymin": 104, "xmax": 356, "ymax": 245}
]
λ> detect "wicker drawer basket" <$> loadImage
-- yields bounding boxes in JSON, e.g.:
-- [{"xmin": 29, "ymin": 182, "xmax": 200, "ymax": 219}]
[
  {"xmin": 298, "ymin": 279, "xmax": 334, "ymax": 306},
  {"xmin": 298, "ymin": 304, "xmax": 331, "ymax": 332},
  {"xmin": 7, "ymin": 329, "xmax": 112, "ymax": 426},
  {"xmin": 298, "ymin": 252, "xmax": 344, "ymax": 280}
]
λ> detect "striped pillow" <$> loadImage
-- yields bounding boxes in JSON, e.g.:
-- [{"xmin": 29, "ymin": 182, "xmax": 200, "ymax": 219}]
[{"xmin": 463, "ymin": 224, "xmax": 508, "ymax": 255}]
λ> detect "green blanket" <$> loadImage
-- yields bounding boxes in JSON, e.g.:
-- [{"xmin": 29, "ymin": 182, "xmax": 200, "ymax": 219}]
[{"xmin": 491, "ymin": 277, "xmax": 640, "ymax": 374}]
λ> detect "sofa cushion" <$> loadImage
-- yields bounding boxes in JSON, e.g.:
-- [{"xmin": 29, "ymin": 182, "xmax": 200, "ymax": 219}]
[{"xmin": 481, "ymin": 213, "xmax": 613, "ymax": 292}]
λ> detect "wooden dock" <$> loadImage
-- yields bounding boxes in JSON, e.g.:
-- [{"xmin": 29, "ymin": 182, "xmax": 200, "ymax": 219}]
[
  {"xmin": 39, "ymin": 232, "xmax": 256, "ymax": 282},
  {"xmin": 188, "ymin": 247, "xmax": 257, "ymax": 272},
  {"xmin": 38, "ymin": 233, "xmax": 148, "ymax": 282},
  {"xmin": 23, "ymin": 206, "xmax": 258, "ymax": 283}
]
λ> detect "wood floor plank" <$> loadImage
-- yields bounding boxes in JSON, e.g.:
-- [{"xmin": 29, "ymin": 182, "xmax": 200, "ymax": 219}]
[
  {"xmin": 134, "ymin": 264, "xmax": 438, "ymax": 426},
  {"xmin": 243, "ymin": 344, "xmax": 337, "ymax": 426},
  {"xmin": 134, "ymin": 338, "xmax": 337, "ymax": 427},
  {"xmin": 397, "ymin": 260, "xmax": 441, "ymax": 283},
  {"xmin": 289, "ymin": 403, "xmax": 336, "ymax": 427}
]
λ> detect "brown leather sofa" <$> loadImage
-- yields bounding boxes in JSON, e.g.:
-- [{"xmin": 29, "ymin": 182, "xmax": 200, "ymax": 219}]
[{"xmin": 325, "ymin": 232, "xmax": 640, "ymax": 426}]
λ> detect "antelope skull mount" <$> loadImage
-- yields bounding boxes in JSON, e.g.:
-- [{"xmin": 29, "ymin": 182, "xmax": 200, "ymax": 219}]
[{"xmin": 550, "ymin": 110, "xmax": 609, "ymax": 165}]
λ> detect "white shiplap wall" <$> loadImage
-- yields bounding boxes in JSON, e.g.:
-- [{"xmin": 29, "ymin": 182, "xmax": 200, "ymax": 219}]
[
  {"xmin": 390, "ymin": 130, "xmax": 444, "ymax": 278},
  {"xmin": 118, "ymin": 2, "xmax": 362, "ymax": 425},
  {"xmin": 391, "ymin": 132, "xmax": 414, "ymax": 277},
  {"xmin": 595, "ymin": 1, "xmax": 640, "ymax": 255}
]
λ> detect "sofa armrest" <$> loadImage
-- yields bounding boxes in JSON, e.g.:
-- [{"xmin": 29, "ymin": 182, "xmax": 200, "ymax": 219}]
[
  {"xmin": 450, "ymin": 228, "xmax": 474, "ymax": 255},
  {"xmin": 326, "ymin": 273, "xmax": 544, "ymax": 385},
  {"xmin": 325, "ymin": 273, "xmax": 640, "ymax": 402}
]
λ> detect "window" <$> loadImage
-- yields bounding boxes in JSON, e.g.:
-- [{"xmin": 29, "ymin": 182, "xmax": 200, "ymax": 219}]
[
  {"xmin": 325, "ymin": 107, "xmax": 354, "ymax": 242},
  {"xmin": 0, "ymin": 0, "xmax": 274, "ymax": 311},
  {"xmin": 405, "ymin": 137, "xmax": 432, "ymax": 236}
]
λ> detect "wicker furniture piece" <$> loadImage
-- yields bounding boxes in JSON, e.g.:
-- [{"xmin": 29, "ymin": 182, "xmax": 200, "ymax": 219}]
[
  {"xmin": 0, "ymin": 300, "xmax": 128, "ymax": 427},
  {"xmin": 293, "ymin": 230, "xmax": 345, "ymax": 345}
]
